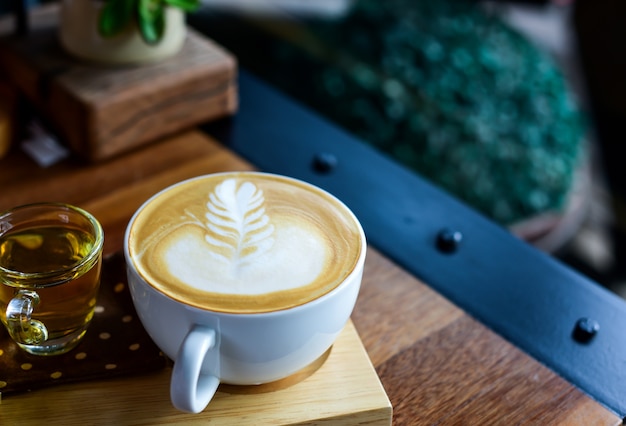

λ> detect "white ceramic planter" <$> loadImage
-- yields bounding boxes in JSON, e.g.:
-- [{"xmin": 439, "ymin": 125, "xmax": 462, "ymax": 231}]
[{"xmin": 59, "ymin": 0, "xmax": 186, "ymax": 65}]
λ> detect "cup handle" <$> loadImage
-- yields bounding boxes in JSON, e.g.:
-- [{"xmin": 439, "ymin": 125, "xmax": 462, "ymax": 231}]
[
  {"xmin": 171, "ymin": 325, "xmax": 220, "ymax": 413},
  {"xmin": 5, "ymin": 290, "xmax": 48, "ymax": 345}
]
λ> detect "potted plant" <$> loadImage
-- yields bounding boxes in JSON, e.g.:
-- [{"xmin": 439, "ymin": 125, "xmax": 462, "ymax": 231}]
[{"xmin": 59, "ymin": 0, "xmax": 200, "ymax": 65}]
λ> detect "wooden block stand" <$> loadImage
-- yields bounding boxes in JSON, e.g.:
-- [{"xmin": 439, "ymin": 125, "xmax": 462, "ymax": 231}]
[
  {"xmin": 0, "ymin": 5, "xmax": 237, "ymax": 162},
  {"xmin": 1, "ymin": 320, "xmax": 392, "ymax": 425}
]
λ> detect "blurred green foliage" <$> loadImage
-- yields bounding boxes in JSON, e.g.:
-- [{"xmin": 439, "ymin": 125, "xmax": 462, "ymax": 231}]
[{"xmin": 252, "ymin": 0, "xmax": 586, "ymax": 225}]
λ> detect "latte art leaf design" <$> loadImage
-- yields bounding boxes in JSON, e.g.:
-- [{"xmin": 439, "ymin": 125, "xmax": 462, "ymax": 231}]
[{"xmin": 203, "ymin": 179, "xmax": 275, "ymax": 270}]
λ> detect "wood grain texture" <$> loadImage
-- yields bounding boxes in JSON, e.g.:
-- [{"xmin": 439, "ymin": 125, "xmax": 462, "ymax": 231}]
[
  {"xmin": 355, "ymin": 245, "xmax": 621, "ymax": 425},
  {"xmin": 0, "ymin": 5, "xmax": 237, "ymax": 162},
  {"xmin": 0, "ymin": 128, "xmax": 621, "ymax": 425}
]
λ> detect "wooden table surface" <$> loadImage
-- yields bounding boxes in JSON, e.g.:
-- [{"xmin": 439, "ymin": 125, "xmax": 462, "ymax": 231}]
[{"xmin": 0, "ymin": 130, "xmax": 621, "ymax": 425}]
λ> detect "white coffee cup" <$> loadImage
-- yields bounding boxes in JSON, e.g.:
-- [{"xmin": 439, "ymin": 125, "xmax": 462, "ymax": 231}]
[{"xmin": 124, "ymin": 172, "xmax": 366, "ymax": 413}]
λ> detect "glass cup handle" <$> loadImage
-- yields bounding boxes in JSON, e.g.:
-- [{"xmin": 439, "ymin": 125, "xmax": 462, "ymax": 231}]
[
  {"xmin": 5, "ymin": 290, "xmax": 49, "ymax": 345},
  {"xmin": 171, "ymin": 325, "xmax": 220, "ymax": 413}
]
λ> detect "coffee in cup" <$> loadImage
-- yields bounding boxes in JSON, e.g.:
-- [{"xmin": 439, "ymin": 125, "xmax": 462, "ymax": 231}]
[
  {"xmin": 125, "ymin": 172, "xmax": 366, "ymax": 413},
  {"xmin": 127, "ymin": 172, "xmax": 362, "ymax": 313}
]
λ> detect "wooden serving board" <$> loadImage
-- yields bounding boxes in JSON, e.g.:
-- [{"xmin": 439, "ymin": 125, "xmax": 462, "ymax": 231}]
[
  {"xmin": 0, "ymin": 320, "xmax": 392, "ymax": 425},
  {"xmin": 0, "ymin": 5, "xmax": 237, "ymax": 162}
]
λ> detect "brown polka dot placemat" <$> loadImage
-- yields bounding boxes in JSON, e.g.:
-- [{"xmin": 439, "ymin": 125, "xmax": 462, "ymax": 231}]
[{"xmin": 0, "ymin": 252, "xmax": 168, "ymax": 397}]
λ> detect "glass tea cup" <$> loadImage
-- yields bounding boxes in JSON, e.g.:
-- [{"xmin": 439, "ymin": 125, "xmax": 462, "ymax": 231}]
[{"xmin": 0, "ymin": 203, "xmax": 104, "ymax": 356}]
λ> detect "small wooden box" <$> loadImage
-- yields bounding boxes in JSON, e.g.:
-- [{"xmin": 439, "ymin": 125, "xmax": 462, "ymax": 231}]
[{"xmin": 0, "ymin": 6, "xmax": 237, "ymax": 162}]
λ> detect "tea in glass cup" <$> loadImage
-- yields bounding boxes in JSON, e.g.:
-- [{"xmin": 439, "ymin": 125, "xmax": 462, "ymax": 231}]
[{"xmin": 0, "ymin": 203, "xmax": 104, "ymax": 356}]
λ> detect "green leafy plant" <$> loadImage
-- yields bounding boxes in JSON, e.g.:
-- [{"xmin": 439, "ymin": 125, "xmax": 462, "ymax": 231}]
[{"xmin": 98, "ymin": 0, "xmax": 200, "ymax": 45}]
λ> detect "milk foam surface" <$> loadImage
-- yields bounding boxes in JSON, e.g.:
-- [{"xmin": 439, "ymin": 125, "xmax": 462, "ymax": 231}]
[
  {"xmin": 161, "ymin": 222, "xmax": 326, "ymax": 295},
  {"xmin": 129, "ymin": 173, "xmax": 362, "ymax": 313}
]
